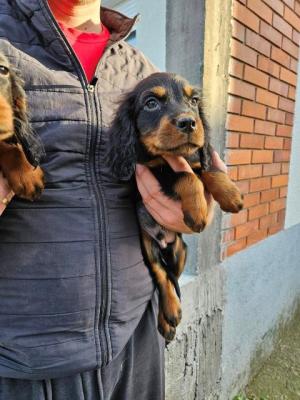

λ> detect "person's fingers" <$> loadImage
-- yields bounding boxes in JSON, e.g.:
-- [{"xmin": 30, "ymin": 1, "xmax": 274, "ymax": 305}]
[
  {"xmin": 162, "ymin": 155, "xmax": 194, "ymax": 173},
  {"xmin": 211, "ymin": 150, "xmax": 227, "ymax": 173}
]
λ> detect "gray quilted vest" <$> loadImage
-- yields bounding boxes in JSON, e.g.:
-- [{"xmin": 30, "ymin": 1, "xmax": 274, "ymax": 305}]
[{"xmin": 0, "ymin": 0, "xmax": 157, "ymax": 379}]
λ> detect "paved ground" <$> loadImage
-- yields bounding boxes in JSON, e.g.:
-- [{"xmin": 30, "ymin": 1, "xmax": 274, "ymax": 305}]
[{"xmin": 243, "ymin": 306, "xmax": 300, "ymax": 400}]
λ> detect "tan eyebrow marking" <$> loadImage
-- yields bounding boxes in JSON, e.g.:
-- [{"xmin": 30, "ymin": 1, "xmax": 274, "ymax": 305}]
[
  {"xmin": 151, "ymin": 86, "xmax": 167, "ymax": 98},
  {"xmin": 183, "ymin": 85, "xmax": 193, "ymax": 97}
]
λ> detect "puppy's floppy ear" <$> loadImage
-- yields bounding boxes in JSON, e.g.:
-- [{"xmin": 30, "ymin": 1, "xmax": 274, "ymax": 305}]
[
  {"xmin": 197, "ymin": 99, "xmax": 212, "ymax": 171},
  {"xmin": 107, "ymin": 92, "xmax": 137, "ymax": 180},
  {"xmin": 10, "ymin": 69, "xmax": 45, "ymax": 167}
]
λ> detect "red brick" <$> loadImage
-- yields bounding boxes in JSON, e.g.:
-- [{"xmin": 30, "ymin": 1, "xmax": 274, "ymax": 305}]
[
  {"xmin": 277, "ymin": 209, "xmax": 286, "ymax": 225},
  {"xmin": 238, "ymin": 164, "xmax": 263, "ymax": 179},
  {"xmin": 261, "ymin": 188, "xmax": 279, "ymax": 202},
  {"xmin": 267, "ymin": 108, "xmax": 286, "ymax": 124},
  {"xmin": 269, "ymin": 223, "xmax": 283, "ymax": 235},
  {"xmin": 244, "ymin": 65, "xmax": 269, "ymax": 88},
  {"xmin": 272, "ymin": 174, "xmax": 289, "ymax": 187},
  {"xmin": 228, "ymin": 77, "xmax": 256, "ymax": 100},
  {"xmin": 226, "ymin": 115, "xmax": 254, "ymax": 132},
  {"xmin": 260, "ymin": 21, "xmax": 283, "ymax": 47},
  {"xmin": 274, "ymin": 150, "xmax": 290, "ymax": 162},
  {"xmin": 284, "ymin": 6, "xmax": 300, "ymax": 29},
  {"xmin": 280, "ymin": 186, "xmax": 288, "ymax": 197},
  {"xmin": 250, "ymin": 176, "xmax": 271, "ymax": 192},
  {"xmin": 276, "ymin": 125, "xmax": 292, "ymax": 137},
  {"xmin": 295, "ymin": 2, "xmax": 300, "ymax": 17},
  {"xmin": 260, "ymin": 213, "xmax": 278, "ymax": 229},
  {"xmin": 282, "ymin": 37, "xmax": 299, "ymax": 58},
  {"xmin": 282, "ymin": 0, "xmax": 294, "ymax": 8},
  {"xmin": 265, "ymin": 137, "xmax": 284, "ymax": 149},
  {"xmin": 230, "ymin": 209, "xmax": 248, "ymax": 227},
  {"xmin": 240, "ymin": 133, "xmax": 265, "ymax": 149},
  {"xmin": 231, "ymin": 39, "xmax": 258, "ymax": 67},
  {"xmin": 233, "ymin": 1, "xmax": 260, "ymax": 32},
  {"xmin": 229, "ymin": 58, "xmax": 244, "ymax": 79},
  {"xmin": 236, "ymin": 180, "xmax": 250, "ymax": 194},
  {"xmin": 247, "ymin": 229, "xmax": 268, "ymax": 245},
  {"xmin": 247, "ymin": 0, "xmax": 273, "ymax": 23},
  {"xmin": 236, "ymin": 219, "xmax": 259, "ymax": 239},
  {"xmin": 228, "ymin": 95, "xmax": 242, "ymax": 113},
  {"xmin": 232, "ymin": 20, "xmax": 246, "ymax": 42},
  {"xmin": 255, "ymin": 120, "xmax": 276, "ymax": 135},
  {"xmin": 249, "ymin": 203, "xmax": 269, "ymax": 220},
  {"xmin": 262, "ymin": 0, "xmax": 284, "ymax": 15},
  {"xmin": 280, "ymin": 67, "xmax": 297, "ymax": 86},
  {"xmin": 242, "ymin": 100, "xmax": 266, "ymax": 119},
  {"xmin": 227, "ymin": 132, "xmax": 240, "ymax": 147},
  {"xmin": 263, "ymin": 163, "xmax": 282, "ymax": 176},
  {"xmin": 226, "ymin": 238, "xmax": 247, "ymax": 257},
  {"xmin": 222, "ymin": 228, "xmax": 235, "ymax": 244},
  {"xmin": 288, "ymin": 86, "xmax": 296, "ymax": 100},
  {"xmin": 256, "ymin": 88, "xmax": 279, "ymax": 108},
  {"xmin": 278, "ymin": 97, "xmax": 295, "ymax": 113},
  {"xmin": 228, "ymin": 166, "xmax": 238, "ymax": 180},
  {"xmin": 273, "ymin": 14, "xmax": 293, "ymax": 39},
  {"xmin": 258, "ymin": 55, "xmax": 280, "ymax": 78},
  {"xmin": 283, "ymin": 138, "xmax": 292, "ymax": 150},
  {"xmin": 290, "ymin": 58, "xmax": 298, "ymax": 73},
  {"xmin": 269, "ymin": 77, "xmax": 289, "ymax": 96},
  {"xmin": 226, "ymin": 149, "xmax": 252, "ymax": 165},
  {"xmin": 252, "ymin": 150, "xmax": 273, "ymax": 163},
  {"xmin": 292, "ymin": 29, "xmax": 300, "ymax": 45},
  {"xmin": 246, "ymin": 29, "xmax": 271, "ymax": 56},
  {"xmin": 243, "ymin": 192, "xmax": 260, "ymax": 208},
  {"xmin": 270, "ymin": 197, "xmax": 286, "ymax": 212},
  {"xmin": 271, "ymin": 47, "xmax": 291, "ymax": 68},
  {"xmin": 286, "ymin": 112, "xmax": 294, "ymax": 125},
  {"xmin": 281, "ymin": 162, "xmax": 290, "ymax": 173}
]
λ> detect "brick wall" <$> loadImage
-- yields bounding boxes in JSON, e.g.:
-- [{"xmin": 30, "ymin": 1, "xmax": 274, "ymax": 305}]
[{"xmin": 222, "ymin": 0, "xmax": 300, "ymax": 258}]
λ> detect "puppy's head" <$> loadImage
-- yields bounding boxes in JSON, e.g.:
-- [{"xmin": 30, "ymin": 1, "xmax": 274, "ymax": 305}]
[
  {"xmin": 0, "ymin": 53, "xmax": 44, "ymax": 167},
  {"xmin": 107, "ymin": 72, "xmax": 209, "ymax": 180}
]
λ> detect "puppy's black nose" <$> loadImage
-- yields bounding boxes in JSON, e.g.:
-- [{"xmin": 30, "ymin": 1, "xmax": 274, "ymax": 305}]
[{"xmin": 176, "ymin": 117, "xmax": 196, "ymax": 133}]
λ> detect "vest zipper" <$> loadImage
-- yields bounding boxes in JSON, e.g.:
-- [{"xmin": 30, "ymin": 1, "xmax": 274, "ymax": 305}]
[{"xmin": 43, "ymin": 5, "xmax": 116, "ymax": 366}]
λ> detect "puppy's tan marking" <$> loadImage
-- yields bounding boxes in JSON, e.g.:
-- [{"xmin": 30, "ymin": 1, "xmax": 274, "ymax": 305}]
[
  {"xmin": 183, "ymin": 85, "xmax": 193, "ymax": 97},
  {"xmin": 151, "ymin": 86, "xmax": 167, "ymax": 98}
]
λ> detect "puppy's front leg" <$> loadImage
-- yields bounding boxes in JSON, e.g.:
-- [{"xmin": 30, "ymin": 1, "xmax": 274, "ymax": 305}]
[
  {"xmin": 174, "ymin": 172, "xmax": 208, "ymax": 233},
  {"xmin": 201, "ymin": 170, "xmax": 243, "ymax": 213},
  {"xmin": 0, "ymin": 142, "xmax": 44, "ymax": 200}
]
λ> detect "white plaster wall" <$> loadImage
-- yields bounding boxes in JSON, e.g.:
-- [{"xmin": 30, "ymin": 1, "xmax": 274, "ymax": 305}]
[{"xmin": 285, "ymin": 58, "xmax": 300, "ymax": 228}]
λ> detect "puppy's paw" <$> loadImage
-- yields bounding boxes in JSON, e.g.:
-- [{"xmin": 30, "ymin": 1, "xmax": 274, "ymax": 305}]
[
  {"xmin": 183, "ymin": 206, "xmax": 207, "ymax": 233},
  {"xmin": 219, "ymin": 187, "xmax": 244, "ymax": 213},
  {"xmin": 162, "ymin": 294, "xmax": 182, "ymax": 328},
  {"xmin": 8, "ymin": 166, "xmax": 44, "ymax": 201},
  {"xmin": 158, "ymin": 311, "xmax": 176, "ymax": 342}
]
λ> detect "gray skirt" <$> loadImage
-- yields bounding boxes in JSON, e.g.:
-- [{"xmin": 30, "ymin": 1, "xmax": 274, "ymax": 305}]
[{"xmin": 0, "ymin": 296, "xmax": 165, "ymax": 400}]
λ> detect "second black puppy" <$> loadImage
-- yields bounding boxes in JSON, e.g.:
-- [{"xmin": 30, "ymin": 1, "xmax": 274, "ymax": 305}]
[{"xmin": 107, "ymin": 72, "xmax": 243, "ymax": 340}]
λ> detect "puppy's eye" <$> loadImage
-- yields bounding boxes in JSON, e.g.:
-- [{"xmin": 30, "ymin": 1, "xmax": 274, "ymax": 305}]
[
  {"xmin": 190, "ymin": 97, "xmax": 199, "ymax": 106},
  {"xmin": 0, "ymin": 65, "xmax": 9, "ymax": 76},
  {"xmin": 144, "ymin": 98, "xmax": 160, "ymax": 111}
]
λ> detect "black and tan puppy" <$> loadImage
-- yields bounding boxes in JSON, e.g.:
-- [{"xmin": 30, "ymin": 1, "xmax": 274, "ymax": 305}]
[
  {"xmin": 107, "ymin": 72, "xmax": 243, "ymax": 340},
  {"xmin": 0, "ymin": 53, "xmax": 44, "ymax": 201}
]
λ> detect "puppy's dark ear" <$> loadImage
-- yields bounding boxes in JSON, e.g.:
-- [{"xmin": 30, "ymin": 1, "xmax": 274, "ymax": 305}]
[
  {"xmin": 197, "ymin": 100, "xmax": 212, "ymax": 171},
  {"xmin": 10, "ymin": 69, "xmax": 45, "ymax": 167},
  {"xmin": 107, "ymin": 93, "xmax": 137, "ymax": 180}
]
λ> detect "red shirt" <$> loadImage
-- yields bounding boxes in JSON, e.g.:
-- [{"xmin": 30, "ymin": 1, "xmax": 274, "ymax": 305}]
[{"xmin": 60, "ymin": 23, "xmax": 110, "ymax": 82}]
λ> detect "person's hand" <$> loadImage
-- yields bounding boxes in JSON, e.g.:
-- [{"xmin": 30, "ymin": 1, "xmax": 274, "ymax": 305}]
[
  {"xmin": 0, "ymin": 171, "xmax": 14, "ymax": 216},
  {"xmin": 135, "ymin": 150, "xmax": 227, "ymax": 237}
]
